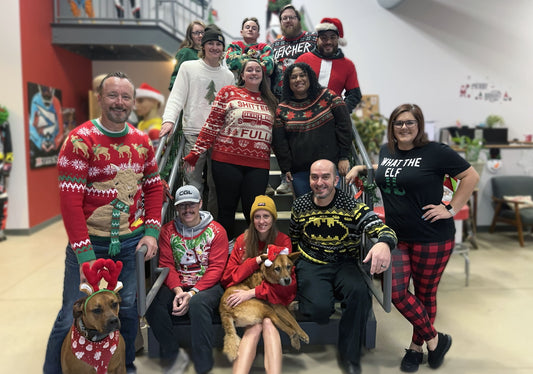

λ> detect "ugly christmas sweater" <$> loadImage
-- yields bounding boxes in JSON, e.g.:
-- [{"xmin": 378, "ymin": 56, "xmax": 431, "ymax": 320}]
[
  {"xmin": 159, "ymin": 211, "xmax": 228, "ymax": 292},
  {"xmin": 225, "ymin": 41, "xmax": 274, "ymax": 76},
  {"xmin": 272, "ymin": 88, "xmax": 352, "ymax": 174},
  {"xmin": 183, "ymin": 85, "xmax": 273, "ymax": 170},
  {"xmin": 220, "ymin": 231, "xmax": 295, "ymax": 306},
  {"xmin": 58, "ymin": 119, "xmax": 163, "ymax": 264}
]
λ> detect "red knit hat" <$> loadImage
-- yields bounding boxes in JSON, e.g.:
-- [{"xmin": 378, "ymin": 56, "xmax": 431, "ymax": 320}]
[
  {"xmin": 136, "ymin": 83, "xmax": 165, "ymax": 106},
  {"xmin": 316, "ymin": 17, "xmax": 347, "ymax": 46},
  {"xmin": 264, "ymin": 245, "xmax": 290, "ymax": 267}
]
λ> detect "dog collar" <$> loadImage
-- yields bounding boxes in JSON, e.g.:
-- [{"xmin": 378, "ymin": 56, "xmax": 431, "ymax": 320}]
[{"xmin": 71, "ymin": 323, "xmax": 120, "ymax": 374}]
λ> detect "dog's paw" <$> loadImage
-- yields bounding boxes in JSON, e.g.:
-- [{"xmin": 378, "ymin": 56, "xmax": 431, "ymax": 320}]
[
  {"xmin": 290, "ymin": 335, "xmax": 302, "ymax": 350},
  {"xmin": 223, "ymin": 335, "xmax": 241, "ymax": 362},
  {"xmin": 300, "ymin": 331, "xmax": 310, "ymax": 344}
]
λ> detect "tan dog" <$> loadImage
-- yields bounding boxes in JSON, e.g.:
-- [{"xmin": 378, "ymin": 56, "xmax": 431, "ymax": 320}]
[
  {"xmin": 219, "ymin": 252, "xmax": 309, "ymax": 361},
  {"xmin": 61, "ymin": 259, "xmax": 126, "ymax": 373}
]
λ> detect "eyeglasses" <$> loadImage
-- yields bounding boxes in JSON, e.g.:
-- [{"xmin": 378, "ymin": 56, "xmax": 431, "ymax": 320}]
[
  {"xmin": 191, "ymin": 31, "xmax": 205, "ymax": 36},
  {"xmin": 318, "ymin": 34, "xmax": 338, "ymax": 42},
  {"xmin": 392, "ymin": 120, "xmax": 418, "ymax": 128},
  {"xmin": 281, "ymin": 15, "xmax": 298, "ymax": 22}
]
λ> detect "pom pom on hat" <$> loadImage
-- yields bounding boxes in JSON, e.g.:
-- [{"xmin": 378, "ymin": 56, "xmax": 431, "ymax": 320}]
[
  {"xmin": 250, "ymin": 195, "xmax": 277, "ymax": 220},
  {"xmin": 316, "ymin": 17, "xmax": 347, "ymax": 46},
  {"xmin": 136, "ymin": 83, "xmax": 165, "ymax": 106},
  {"xmin": 264, "ymin": 244, "xmax": 289, "ymax": 267}
]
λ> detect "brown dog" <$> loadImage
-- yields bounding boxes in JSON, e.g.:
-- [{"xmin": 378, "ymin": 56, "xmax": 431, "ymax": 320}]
[
  {"xmin": 61, "ymin": 289, "xmax": 126, "ymax": 373},
  {"xmin": 219, "ymin": 251, "xmax": 309, "ymax": 361}
]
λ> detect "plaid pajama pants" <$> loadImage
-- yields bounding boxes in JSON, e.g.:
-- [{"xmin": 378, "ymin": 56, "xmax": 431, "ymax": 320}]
[{"xmin": 391, "ymin": 239, "xmax": 454, "ymax": 345}]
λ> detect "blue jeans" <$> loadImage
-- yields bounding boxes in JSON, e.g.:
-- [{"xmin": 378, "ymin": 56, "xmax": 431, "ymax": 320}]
[{"xmin": 43, "ymin": 234, "xmax": 140, "ymax": 374}]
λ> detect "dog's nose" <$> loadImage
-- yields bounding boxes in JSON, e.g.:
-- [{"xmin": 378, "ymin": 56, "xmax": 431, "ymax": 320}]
[
  {"xmin": 280, "ymin": 277, "xmax": 292, "ymax": 286},
  {"xmin": 107, "ymin": 317, "xmax": 120, "ymax": 330}
]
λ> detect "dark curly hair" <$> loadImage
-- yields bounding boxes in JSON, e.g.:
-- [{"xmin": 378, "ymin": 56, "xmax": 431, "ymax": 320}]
[{"xmin": 281, "ymin": 62, "xmax": 322, "ymax": 102}]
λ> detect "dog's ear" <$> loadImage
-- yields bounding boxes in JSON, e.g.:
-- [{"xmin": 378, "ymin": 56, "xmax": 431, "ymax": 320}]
[
  {"xmin": 259, "ymin": 254, "xmax": 268, "ymax": 262},
  {"xmin": 72, "ymin": 297, "xmax": 86, "ymax": 319},
  {"xmin": 288, "ymin": 251, "xmax": 301, "ymax": 261}
]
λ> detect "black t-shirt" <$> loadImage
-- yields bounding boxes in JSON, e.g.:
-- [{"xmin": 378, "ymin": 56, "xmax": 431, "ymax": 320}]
[{"xmin": 375, "ymin": 142, "xmax": 470, "ymax": 243}]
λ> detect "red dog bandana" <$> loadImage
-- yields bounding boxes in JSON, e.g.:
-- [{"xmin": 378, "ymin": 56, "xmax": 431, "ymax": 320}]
[{"xmin": 70, "ymin": 325, "xmax": 120, "ymax": 373}]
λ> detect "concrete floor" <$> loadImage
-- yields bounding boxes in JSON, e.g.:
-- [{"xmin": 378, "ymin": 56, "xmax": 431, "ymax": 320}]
[{"xmin": 1, "ymin": 220, "xmax": 532, "ymax": 373}]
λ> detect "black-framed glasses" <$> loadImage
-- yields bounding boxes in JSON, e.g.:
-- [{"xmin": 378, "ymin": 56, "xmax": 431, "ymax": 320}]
[
  {"xmin": 191, "ymin": 31, "xmax": 205, "ymax": 36},
  {"xmin": 281, "ymin": 15, "xmax": 297, "ymax": 22},
  {"xmin": 392, "ymin": 120, "xmax": 418, "ymax": 128}
]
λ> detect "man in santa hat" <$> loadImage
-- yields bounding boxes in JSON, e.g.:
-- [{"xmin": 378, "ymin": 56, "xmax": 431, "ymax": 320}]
[
  {"xmin": 135, "ymin": 83, "xmax": 165, "ymax": 148},
  {"xmin": 296, "ymin": 17, "xmax": 362, "ymax": 113}
]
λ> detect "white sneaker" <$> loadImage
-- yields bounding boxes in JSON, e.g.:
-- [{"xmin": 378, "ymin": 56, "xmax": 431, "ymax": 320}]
[
  {"xmin": 276, "ymin": 179, "xmax": 292, "ymax": 194},
  {"xmin": 165, "ymin": 348, "xmax": 190, "ymax": 374}
]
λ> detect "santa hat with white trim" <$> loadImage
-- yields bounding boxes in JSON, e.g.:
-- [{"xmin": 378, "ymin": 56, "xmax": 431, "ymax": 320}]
[
  {"xmin": 136, "ymin": 83, "xmax": 165, "ymax": 106},
  {"xmin": 316, "ymin": 17, "xmax": 347, "ymax": 46},
  {"xmin": 264, "ymin": 245, "xmax": 290, "ymax": 267}
]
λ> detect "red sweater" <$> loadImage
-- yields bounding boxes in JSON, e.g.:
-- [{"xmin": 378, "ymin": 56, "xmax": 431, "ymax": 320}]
[
  {"xmin": 58, "ymin": 120, "xmax": 163, "ymax": 263},
  {"xmin": 221, "ymin": 231, "xmax": 296, "ymax": 306},
  {"xmin": 159, "ymin": 217, "xmax": 228, "ymax": 291},
  {"xmin": 183, "ymin": 86, "xmax": 273, "ymax": 170}
]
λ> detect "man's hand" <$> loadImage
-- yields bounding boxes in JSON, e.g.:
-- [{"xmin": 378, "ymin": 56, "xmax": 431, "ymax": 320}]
[
  {"xmin": 363, "ymin": 242, "xmax": 391, "ymax": 275},
  {"xmin": 337, "ymin": 159, "xmax": 350, "ymax": 176},
  {"xmin": 79, "ymin": 259, "xmax": 96, "ymax": 285},
  {"xmin": 137, "ymin": 235, "xmax": 158, "ymax": 261},
  {"xmin": 172, "ymin": 288, "xmax": 191, "ymax": 316},
  {"xmin": 159, "ymin": 121, "xmax": 173, "ymax": 137}
]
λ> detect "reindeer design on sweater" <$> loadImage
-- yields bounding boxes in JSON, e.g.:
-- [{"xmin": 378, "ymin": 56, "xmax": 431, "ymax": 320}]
[{"xmin": 86, "ymin": 165, "xmax": 142, "ymax": 237}]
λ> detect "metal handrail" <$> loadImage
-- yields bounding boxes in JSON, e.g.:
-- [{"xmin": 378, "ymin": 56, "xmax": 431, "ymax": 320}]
[
  {"xmin": 348, "ymin": 120, "xmax": 392, "ymax": 313},
  {"xmin": 136, "ymin": 244, "xmax": 169, "ymax": 317}
]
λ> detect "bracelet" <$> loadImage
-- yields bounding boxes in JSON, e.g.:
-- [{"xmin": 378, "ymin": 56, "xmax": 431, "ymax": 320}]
[{"xmin": 187, "ymin": 290, "xmax": 196, "ymax": 297}]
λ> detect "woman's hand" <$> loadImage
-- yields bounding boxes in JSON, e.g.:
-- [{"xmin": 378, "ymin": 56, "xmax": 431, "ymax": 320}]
[
  {"xmin": 285, "ymin": 171, "xmax": 293, "ymax": 182},
  {"xmin": 183, "ymin": 160, "xmax": 195, "ymax": 173},
  {"xmin": 159, "ymin": 121, "xmax": 173, "ymax": 137},
  {"xmin": 345, "ymin": 165, "xmax": 364, "ymax": 184},
  {"xmin": 225, "ymin": 289, "xmax": 255, "ymax": 308},
  {"xmin": 421, "ymin": 203, "xmax": 453, "ymax": 223}
]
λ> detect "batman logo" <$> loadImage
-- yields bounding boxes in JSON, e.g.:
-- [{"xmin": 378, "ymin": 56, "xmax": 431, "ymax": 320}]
[{"xmin": 303, "ymin": 217, "xmax": 349, "ymax": 242}]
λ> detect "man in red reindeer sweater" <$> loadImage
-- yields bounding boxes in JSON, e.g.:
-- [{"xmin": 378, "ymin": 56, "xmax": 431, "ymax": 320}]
[{"xmin": 44, "ymin": 72, "xmax": 163, "ymax": 374}]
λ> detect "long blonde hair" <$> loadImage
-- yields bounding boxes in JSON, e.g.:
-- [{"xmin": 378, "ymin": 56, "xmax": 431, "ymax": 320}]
[{"xmin": 180, "ymin": 20, "xmax": 206, "ymax": 50}]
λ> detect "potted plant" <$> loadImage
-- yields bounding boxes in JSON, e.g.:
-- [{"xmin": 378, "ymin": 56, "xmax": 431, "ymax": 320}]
[
  {"xmin": 452, "ymin": 135, "xmax": 485, "ymax": 178},
  {"xmin": 351, "ymin": 112, "xmax": 387, "ymax": 159}
]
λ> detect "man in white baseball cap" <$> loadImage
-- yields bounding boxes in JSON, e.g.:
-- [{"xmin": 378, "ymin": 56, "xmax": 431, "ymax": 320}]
[{"xmin": 146, "ymin": 184, "xmax": 228, "ymax": 374}]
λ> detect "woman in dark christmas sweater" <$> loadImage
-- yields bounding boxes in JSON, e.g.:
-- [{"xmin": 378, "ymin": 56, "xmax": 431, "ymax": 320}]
[
  {"xmin": 221, "ymin": 195, "xmax": 293, "ymax": 374},
  {"xmin": 272, "ymin": 62, "xmax": 353, "ymax": 198},
  {"xmin": 183, "ymin": 59, "xmax": 278, "ymax": 239}
]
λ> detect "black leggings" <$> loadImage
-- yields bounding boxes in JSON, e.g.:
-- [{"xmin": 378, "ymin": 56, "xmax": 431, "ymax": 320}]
[{"xmin": 211, "ymin": 160, "xmax": 269, "ymax": 239}]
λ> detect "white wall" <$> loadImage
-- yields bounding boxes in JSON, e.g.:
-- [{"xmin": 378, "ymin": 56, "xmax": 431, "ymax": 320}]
[
  {"xmin": 0, "ymin": 1, "xmax": 28, "ymax": 230},
  {"xmin": 210, "ymin": 0, "xmax": 532, "ymax": 141}
]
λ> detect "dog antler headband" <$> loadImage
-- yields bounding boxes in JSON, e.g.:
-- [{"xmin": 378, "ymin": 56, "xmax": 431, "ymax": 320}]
[
  {"xmin": 264, "ymin": 245, "xmax": 290, "ymax": 267},
  {"xmin": 80, "ymin": 258, "xmax": 123, "ymax": 295}
]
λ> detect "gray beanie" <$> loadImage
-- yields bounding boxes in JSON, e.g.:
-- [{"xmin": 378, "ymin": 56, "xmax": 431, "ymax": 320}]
[{"xmin": 201, "ymin": 25, "xmax": 225, "ymax": 48}]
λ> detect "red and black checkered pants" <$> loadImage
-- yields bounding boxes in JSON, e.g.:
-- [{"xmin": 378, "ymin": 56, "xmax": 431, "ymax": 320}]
[{"xmin": 391, "ymin": 239, "xmax": 454, "ymax": 346}]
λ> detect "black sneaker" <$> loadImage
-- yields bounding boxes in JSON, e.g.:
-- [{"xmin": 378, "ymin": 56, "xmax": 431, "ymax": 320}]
[
  {"xmin": 400, "ymin": 349, "xmax": 423, "ymax": 372},
  {"xmin": 428, "ymin": 332, "xmax": 452, "ymax": 369}
]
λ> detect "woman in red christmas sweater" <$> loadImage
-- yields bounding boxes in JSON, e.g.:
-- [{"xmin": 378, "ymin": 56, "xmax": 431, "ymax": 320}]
[
  {"xmin": 183, "ymin": 58, "xmax": 278, "ymax": 239},
  {"xmin": 221, "ymin": 195, "xmax": 294, "ymax": 374}
]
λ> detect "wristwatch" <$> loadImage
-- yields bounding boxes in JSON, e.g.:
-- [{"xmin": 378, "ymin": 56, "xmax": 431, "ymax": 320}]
[{"xmin": 444, "ymin": 203, "xmax": 456, "ymax": 216}]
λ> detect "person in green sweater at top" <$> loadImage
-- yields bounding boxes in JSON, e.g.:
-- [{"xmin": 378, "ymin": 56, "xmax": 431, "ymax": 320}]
[
  {"xmin": 225, "ymin": 17, "xmax": 274, "ymax": 81},
  {"xmin": 168, "ymin": 20, "xmax": 206, "ymax": 91}
]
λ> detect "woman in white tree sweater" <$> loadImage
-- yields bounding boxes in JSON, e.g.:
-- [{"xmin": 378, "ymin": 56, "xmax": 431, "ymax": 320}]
[{"xmin": 183, "ymin": 59, "xmax": 278, "ymax": 239}]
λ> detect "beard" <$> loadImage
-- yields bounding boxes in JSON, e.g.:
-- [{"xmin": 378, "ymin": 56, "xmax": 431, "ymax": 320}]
[{"xmin": 281, "ymin": 23, "xmax": 302, "ymax": 39}]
